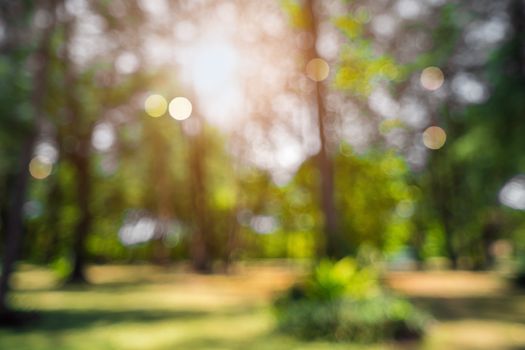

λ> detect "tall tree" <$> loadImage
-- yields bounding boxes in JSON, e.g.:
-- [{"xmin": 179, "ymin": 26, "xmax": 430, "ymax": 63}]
[
  {"xmin": 304, "ymin": 0, "xmax": 341, "ymax": 258},
  {"xmin": 60, "ymin": 8, "xmax": 93, "ymax": 282},
  {"xmin": 0, "ymin": 0, "xmax": 57, "ymax": 317}
]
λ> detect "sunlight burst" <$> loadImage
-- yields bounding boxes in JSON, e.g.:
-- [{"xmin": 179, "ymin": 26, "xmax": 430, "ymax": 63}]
[
  {"xmin": 191, "ymin": 39, "xmax": 238, "ymax": 94},
  {"xmin": 169, "ymin": 97, "xmax": 193, "ymax": 120},
  {"xmin": 175, "ymin": 34, "xmax": 243, "ymax": 128}
]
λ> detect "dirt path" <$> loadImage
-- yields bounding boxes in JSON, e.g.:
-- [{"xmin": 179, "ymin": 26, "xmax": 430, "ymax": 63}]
[{"xmin": 386, "ymin": 271, "xmax": 525, "ymax": 350}]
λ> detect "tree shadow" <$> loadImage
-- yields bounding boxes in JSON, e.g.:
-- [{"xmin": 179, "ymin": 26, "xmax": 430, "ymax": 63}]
[
  {"xmin": 6, "ymin": 303, "xmax": 264, "ymax": 332},
  {"xmin": 14, "ymin": 279, "xmax": 176, "ymax": 293},
  {"xmin": 159, "ymin": 329, "xmax": 288, "ymax": 350},
  {"xmin": 7, "ymin": 308, "xmax": 209, "ymax": 332},
  {"xmin": 409, "ymin": 294, "xmax": 525, "ymax": 324}
]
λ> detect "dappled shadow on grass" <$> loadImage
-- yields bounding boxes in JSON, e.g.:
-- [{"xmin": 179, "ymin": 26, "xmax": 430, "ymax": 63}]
[
  {"xmin": 0, "ymin": 310, "xmax": 40, "ymax": 328},
  {"xmin": 166, "ymin": 335, "xmax": 278, "ymax": 350},
  {"xmin": 13, "ymin": 278, "xmax": 205, "ymax": 296},
  {"xmin": 13, "ymin": 280, "xmax": 166, "ymax": 294},
  {"xmin": 158, "ymin": 329, "xmax": 425, "ymax": 350},
  {"xmin": 409, "ymin": 293, "xmax": 525, "ymax": 324},
  {"xmin": 9, "ymin": 304, "xmax": 265, "ymax": 332},
  {"xmin": 10, "ymin": 309, "xmax": 209, "ymax": 332},
  {"xmin": 158, "ymin": 330, "xmax": 304, "ymax": 350}
]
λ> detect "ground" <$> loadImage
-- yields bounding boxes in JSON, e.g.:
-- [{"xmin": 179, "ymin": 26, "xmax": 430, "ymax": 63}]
[{"xmin": 0, "ymin": 263, "xmax": 524, "ymax": 350}]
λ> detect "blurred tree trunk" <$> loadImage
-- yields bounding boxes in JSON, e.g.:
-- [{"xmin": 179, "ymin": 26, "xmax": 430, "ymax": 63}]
[
  {"xmin": 68, "ymin": 136, "xmax": 92, "ymax": 283},
  {"xmin": 62, "ymin": 14, "xmax": 92, "ymax": 283},
  {"xmin": 442, "ymin": 216, "xmax": 458, "ymax": 269},
  {"xmin": 148, "ymin": 122, "xmax": 173, "ymax": 265},
  {"xmin": 0, "ymin": 140, "xmax": 34, "ymax": 315},
  {"xmin": 221, "ymin": 197, "xmax": 240, "ymax": 273},
  {"xmin": 305, "ymin": 0, "xmax": 341, "ymax": 259},
  {"xmin": 0, "ymin": 0, "xmax": 56, "ymax": 316},
  {"xmin": 511, "ymin": 0, "xmax": 525, "ymax": 77},
  {"xmin": 43, "ymin": 155, "xmax": 63, "ymax": 262},
  {"xmin": 189, "ymin": 116, "xmax": 212, "ymax": 273},
  {"xmin": 430, "ymin": 154, "xmax": 458, "ymax": 269}
]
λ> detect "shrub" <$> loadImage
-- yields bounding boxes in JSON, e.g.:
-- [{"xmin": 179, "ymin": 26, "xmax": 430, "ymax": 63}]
[{"xmin": 274, "ymin": 258, "xmax": 431, "ymax": 342}]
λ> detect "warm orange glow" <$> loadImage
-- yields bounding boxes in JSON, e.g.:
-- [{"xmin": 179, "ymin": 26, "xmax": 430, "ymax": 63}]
[
  {"xmin": 306, "ymin": 58, "xmax": 330, "ymax": 82},
  {"xmin": 420, "ymin": 67, "xmax": 444, "ymax": 91},
  {"xmin": 29, "ymin": 156, "xmax": 53, "ymax": 179},
  {"xmin": 423, "ymin": 126, "xmax": 447, "ymax": 150}
]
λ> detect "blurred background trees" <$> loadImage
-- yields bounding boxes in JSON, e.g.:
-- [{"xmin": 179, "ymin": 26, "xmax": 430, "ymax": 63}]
[{"xmin": 0, "ymin": 0, "xmax": 524, "ymax": 316}]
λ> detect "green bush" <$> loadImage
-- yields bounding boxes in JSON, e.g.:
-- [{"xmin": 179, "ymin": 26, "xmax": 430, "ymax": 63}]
[
  {"xmin": 274, "ymin": 258, "xmax": 430, "ymax": 342},
  {"xmin": 305, "ymin": 258, "xmax": 379, "ymax": 300}
]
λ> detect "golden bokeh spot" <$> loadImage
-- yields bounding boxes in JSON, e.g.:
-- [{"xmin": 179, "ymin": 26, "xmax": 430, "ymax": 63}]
[
  {"xmin": 420, "ymin": 66, "xmax": 444, "ymax": 91},
  {"xmin": 169, "ymin": 97, "xmax": 192, "ymax": 120},
  {"xmin": 144, "ymin": 94, "xmax": 168, "ymax": 117},
  {"xmin": 29, "ymin": 156, "xmax": 52, "ymax": 179},
  {"xmin": 423, "ymin": 126, "xmax": 447, "ymax": 150},
  {"xmin": 306, "ymin": 58, "xmax": 330, "ymax": 82}
]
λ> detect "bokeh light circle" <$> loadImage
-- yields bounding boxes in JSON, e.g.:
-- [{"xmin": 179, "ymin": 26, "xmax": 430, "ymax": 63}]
[
  {"xmin": 29, "ymin": 156, "xmax": 52, "ymax": 179},
  {"xmin": 420, "ymin": 66, "xmax": 444, "ymax": 91},
  {"xmin": 422, "ymin": 126, "xmax": 447, "ymax": 150},
  {"xmin": 144, "ymin": 94, "xmax": 168, "ymax": 117},
  {"xmin": 306, "ymin": 58, "xmax": 330, "ymax": 82},
  {"xmin": 169, "ymin": 97, "xmax": 193, "ymax": 120}
]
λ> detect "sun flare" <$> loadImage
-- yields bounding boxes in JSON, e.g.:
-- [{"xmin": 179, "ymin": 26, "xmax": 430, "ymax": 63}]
[
  {"xmin": 191, "ymin": 38, "xmax": 239, "ymax": 94},
  {"xmin": 176, "ymin": 35, "xmax": 243, "ymax": 127}
]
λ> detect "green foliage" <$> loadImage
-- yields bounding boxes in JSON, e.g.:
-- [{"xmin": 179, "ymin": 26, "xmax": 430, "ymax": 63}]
[
  {"xmin": 305, "ymin": 258, "xmax": 378, "ymax": 301},
  {"xmin": 276, "ymin": 296, "xmax": 429, "ymax": 343},
  {"xmin": 235, "ymin": 148, "xmax": 416, "ymax": 260},
  {"xmin": 420, "ymin": 221, "xmax": 447, "ymax": 259},
  {"xmin": 333, "ymin": 11, "xmax": 402, "ymax": 96},
  {"xmin": 275, "ymin": 259, "xmax": 430, "ymax": 342},
  {"xmin": 336, "ymin": 150, "xmax": 417, "ymax": 253},
  {"xmin": 335, "ymin": 49, "xmax": 401, "ymax": 95},
  {"xmin": 3, "ymin": 0, "xmax": 523, "ymax": 276},
  {"xmin": 50, "ymin": 256, "xmax": 73, "ymax": 280}
]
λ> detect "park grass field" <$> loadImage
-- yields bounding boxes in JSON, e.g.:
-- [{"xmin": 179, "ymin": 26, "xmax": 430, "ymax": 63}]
[{"xmin": 1, "ymin": 263, "xmax": 524, "ymax": 350}]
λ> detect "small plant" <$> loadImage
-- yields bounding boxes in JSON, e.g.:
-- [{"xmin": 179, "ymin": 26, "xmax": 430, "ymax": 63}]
[{"xmin": 274, "ymin": 258, "xmax": 431, "ymax": 342}]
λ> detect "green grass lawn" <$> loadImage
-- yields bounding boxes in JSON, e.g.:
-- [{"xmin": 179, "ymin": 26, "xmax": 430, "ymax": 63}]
[{"xmin": 1, "ymin": 264, "xmax": 524, "ymax": 350}]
